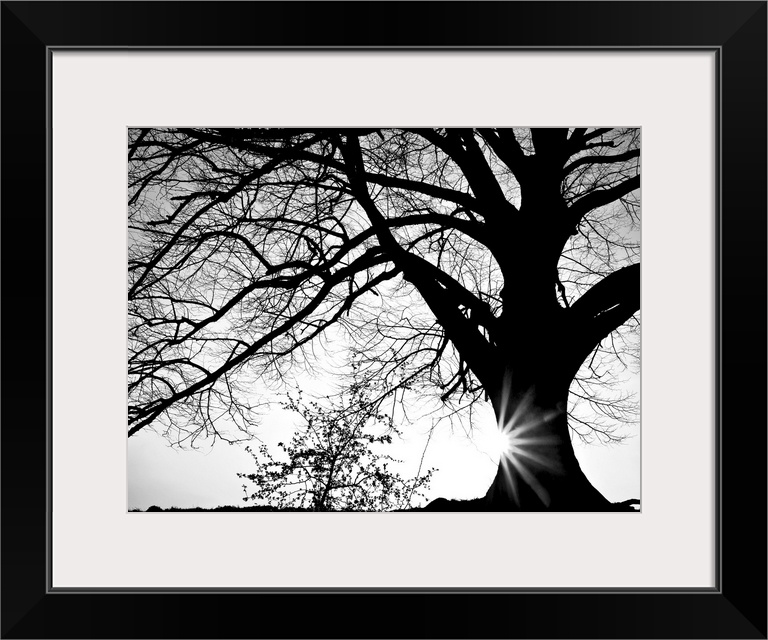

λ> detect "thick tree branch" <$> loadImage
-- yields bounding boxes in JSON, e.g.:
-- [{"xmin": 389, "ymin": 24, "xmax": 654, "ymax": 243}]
[
  {"xmin": 563, "ymin": 148, "xmax": 640, "ymax": 176},
  {"xmin": 580, "ymin": 128, "xmax": 613, "ymax": 144},
  {"xmin": 477, "ymin": 128, "xmax": 527, "ymax": 181},
  {"xmin": 456, "ymin": 129, "xmax": 516, "ymax": 211},
  {"xmin": 531, "ymin": 128, "xmax": 570, "ymax": 160},
  {"xmin": 339, "ymin": 135, "xmax": 499, "ymax": 388},
  {"xmin": 567, "ymin": 263, "xmax": 640, "ymax": 375},
  {"xmin": 568, "ymin": 174, "xmax": 640, "ymax": 230},
  {"xmin": 409, "ymin": 128, "xmax": 519, "ymax": 219},
  {"xmin": 570, "ymin": 263, "xmax": 640, "ymax": 321}
]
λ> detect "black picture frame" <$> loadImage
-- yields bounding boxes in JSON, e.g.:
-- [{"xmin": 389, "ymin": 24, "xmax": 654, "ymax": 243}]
[{"xmin": 2, "ymin": 2, "xmax": 765, "ymax": 638}]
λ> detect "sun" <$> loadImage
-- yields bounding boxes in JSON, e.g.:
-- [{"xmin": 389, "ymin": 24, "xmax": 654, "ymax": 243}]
[{"xmin": 492, "ymin": 427, "xmax": 517, "ymax": 460}]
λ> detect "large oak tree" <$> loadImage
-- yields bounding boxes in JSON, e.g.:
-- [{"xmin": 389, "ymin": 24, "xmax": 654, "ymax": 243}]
[{"xmin": 128, "ymin": 127, "xmax": 640, "ymax": 511}]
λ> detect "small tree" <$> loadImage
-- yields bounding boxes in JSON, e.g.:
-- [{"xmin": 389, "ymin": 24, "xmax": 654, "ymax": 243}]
[{"xmin": 237, "ymin": 378, "xmax": 436, "ymax": 511}]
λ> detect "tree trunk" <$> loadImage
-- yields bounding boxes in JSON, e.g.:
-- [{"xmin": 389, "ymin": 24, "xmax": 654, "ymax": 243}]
[{"xmin": 481, "ymin": 370, "xmax": 612, "ymax": 511}]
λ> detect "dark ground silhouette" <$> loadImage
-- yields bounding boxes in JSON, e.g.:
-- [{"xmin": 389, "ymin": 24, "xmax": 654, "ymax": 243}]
[{"xmin": 134, "ymin": 498, "xmax": 640, "ymax": 513}]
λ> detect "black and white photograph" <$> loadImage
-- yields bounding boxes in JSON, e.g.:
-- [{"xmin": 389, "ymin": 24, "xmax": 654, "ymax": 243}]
[{"xmin": 128, "ymin": 127, "xmax": 641, "ymax": 513}]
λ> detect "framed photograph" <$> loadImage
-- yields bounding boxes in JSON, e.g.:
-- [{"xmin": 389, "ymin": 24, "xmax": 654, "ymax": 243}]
[{"xmin": 2, "ymin": 2, "xmax": 765, "ymax": 638}]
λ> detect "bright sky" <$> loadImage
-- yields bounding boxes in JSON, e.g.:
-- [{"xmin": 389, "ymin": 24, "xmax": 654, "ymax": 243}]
[{"xmin": 127, "ymin": 369, "xmax": 640, "ymax": 510}]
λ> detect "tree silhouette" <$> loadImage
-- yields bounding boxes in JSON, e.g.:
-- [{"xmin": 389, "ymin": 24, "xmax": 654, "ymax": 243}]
[
  {"xmin": 128, "ymin": 127, "xmax": 640, "ymax": 511},
  {"xmin": 237, "ymin": 372, "xmax": 435, "ymax": 511}
]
